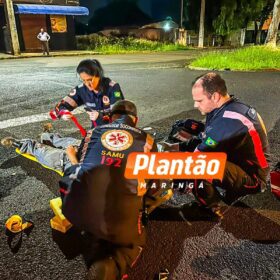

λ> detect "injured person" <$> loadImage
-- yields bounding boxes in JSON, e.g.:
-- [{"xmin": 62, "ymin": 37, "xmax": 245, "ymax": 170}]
[{"xmin": 1, "ymin": 123, "xmax": 81, "ymax": 174}]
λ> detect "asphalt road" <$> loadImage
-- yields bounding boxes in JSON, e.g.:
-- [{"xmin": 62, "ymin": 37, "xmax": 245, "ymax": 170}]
[{"xmin": 0, "ymin": 52, "xmax": 280, "ymax": 280}]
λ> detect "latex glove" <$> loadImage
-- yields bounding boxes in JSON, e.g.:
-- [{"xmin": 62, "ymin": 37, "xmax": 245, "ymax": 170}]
[
  {"xmin": 60, "ymin": 110, "xmax": 72, "ymax": 121},
  {"xmin": 87, "ymin": 110, "xmax": 99, "ymax": 121}
]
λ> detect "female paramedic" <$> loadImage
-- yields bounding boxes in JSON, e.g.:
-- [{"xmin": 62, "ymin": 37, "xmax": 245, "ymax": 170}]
[{"xmin": 50, "ymin": 59, "xmax": 124, "ymax": 128}]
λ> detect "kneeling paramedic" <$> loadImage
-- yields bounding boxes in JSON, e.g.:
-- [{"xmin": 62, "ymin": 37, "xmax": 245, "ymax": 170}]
[
  {"xmin": 59, "ymin": 100, "xmax": 166, "ymax": 280},
  {"xmin": 163, "ymin": 73, "xmax": 270, "ymax": 219}
]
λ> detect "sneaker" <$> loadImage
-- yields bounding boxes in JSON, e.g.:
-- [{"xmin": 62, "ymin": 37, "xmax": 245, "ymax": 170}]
[
  {"xmin": 0, "ymin": 137, "xmax": 21, "ymax": 148},
  {"xmin": 42, "ymin": 122, "xmax": 53, "ymax": 133},
  {"xmin": 178, "ymin": 201, "xmax": 221, "ymax": 222}
]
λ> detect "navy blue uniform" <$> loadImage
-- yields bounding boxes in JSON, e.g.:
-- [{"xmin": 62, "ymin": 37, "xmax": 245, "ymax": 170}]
[
  {"xmin": 76, "ymin": 115, "xmax": 157, "ymax": 177},
  {"xmin": 197, "ymin": 97, "xmax": 269, "ymax": 182},
  {"xmin": 56, "ymin": 77, "xmax": 124, "ymax": 127},
  {"xmin": 59, "ymin": 115, "xmax": 157, "ymax": 279},
  {"xmin": 180, "ymin": 97, "xmax": 269, "ymax": 205}
]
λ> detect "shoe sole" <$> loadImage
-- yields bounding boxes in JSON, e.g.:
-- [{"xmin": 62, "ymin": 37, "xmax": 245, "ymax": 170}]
[{"xmin": 0, "ymin": 137, "xmax": 14, "ymax": 148}]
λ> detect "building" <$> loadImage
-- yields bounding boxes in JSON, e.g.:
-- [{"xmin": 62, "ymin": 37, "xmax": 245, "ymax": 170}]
[{"xmin": 0, "ymin": 0, "xmax": 89, "ymax": 53}]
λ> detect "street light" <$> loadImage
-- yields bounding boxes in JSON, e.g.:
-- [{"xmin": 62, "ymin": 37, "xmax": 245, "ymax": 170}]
[
  {"xmin": 163, "ymin": 22, "xmax": 171, "ymax": 32},
  {"xmin": 163, "ymin": 16, "xmax": 173, "ymax": 32}
]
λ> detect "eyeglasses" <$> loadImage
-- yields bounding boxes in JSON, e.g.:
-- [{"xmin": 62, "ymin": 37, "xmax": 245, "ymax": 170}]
[{"xmin": 79, "ymin": 78, "xmax": 93, "ymax": 85}]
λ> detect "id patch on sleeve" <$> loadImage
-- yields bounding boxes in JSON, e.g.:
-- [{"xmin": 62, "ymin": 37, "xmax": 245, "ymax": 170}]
[
  {"xmin": 69, "ymin": 88, "xmax": 76, "ymax": 96},
  {"xmin": 205, "ymin": 136, "xmax": 218, "ymax": 148},
  {"xmin": 114, "ymin": 91, "xmax": 121, "ymax": 98}
]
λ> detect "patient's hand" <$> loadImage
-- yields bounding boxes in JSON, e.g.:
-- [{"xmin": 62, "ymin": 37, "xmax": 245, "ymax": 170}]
[
  {"xmin": 66, "ymin": 145, "xmax": 77, "ymax": 155},
  {"xmin": 66, "ymin": 145, "xmax": 79, "ymax": 165}
]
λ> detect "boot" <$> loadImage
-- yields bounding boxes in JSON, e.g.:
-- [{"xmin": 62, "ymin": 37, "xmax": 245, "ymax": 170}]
[
  {"xmin": 42, "ymin": 122, "xmax": 53, "ymax": 133},
  {"xmin": 1, "ymin": 137, "xmax": 22, "ymax": 148}
]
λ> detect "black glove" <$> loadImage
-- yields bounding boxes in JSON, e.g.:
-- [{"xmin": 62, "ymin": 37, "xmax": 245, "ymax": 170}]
[{"xmin": 179, "ymin": 137, "xmax": 202, "ymax": 152}]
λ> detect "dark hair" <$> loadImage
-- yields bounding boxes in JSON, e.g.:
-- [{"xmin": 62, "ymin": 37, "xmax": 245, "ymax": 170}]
[
  {"xmin": 76, "ymin": 59, "xmax": 104, "ymax": 78},
  {"xmin": 192, "ymin": 72, "xmax": 227, "ymax": 97},
  {"xmin": 111, "ymin": 100, "xmax": 137, "ymax": 117}
]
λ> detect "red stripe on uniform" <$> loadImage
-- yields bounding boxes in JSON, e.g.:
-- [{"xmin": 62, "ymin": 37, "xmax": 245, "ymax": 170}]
[
  {"xmin": 244, "ymin": 184, "xmax": 257, "ymax": 189},
  {"xmin": 194, "ymin": 180, "xmax": 207, "ymax": 206},
  {"xmin": 223, "ymin": 111, "xmax": 268, "ymax": 169}
]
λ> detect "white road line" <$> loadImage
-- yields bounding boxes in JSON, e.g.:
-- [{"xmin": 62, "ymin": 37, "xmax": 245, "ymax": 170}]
[
  {"xmin": 0, "ymin": 108, "xmax": 84, "ymax": 130},
  {"xmin": 0, "ymin": 65, "xmax": 181, "ymax": 130},
  {"xmin": 0, "ymin": 113, "xmax": 50, "ymax": 129}
]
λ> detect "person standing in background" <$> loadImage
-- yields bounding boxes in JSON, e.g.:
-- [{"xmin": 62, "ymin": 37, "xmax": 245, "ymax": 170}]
[{"xmin": 37, "ymin": 28, "xmax": 50, "ymax": 56}]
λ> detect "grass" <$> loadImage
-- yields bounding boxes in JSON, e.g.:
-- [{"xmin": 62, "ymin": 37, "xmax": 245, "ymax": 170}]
[
  {"xmin": 190, "ymin": 46, "xmax": 280, "ymax": 71},
  {"xmin": 94, "ymin": 43, "xmax": 188, "ymax": 54},
  {"xmin": 77, "ymin": 35, "xmax": 189, "ymax": 54}
]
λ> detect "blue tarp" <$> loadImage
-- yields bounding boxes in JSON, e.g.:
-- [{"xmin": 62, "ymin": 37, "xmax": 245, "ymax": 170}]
[{"xmin": 14, "ymin": 4, "xmax": 89, "ymax": 16}]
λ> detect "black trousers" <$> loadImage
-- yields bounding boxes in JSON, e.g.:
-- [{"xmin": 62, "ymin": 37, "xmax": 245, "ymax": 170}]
[{"xmin": 191, "ymin": 161, "xmax": 266, "ymax": 207}]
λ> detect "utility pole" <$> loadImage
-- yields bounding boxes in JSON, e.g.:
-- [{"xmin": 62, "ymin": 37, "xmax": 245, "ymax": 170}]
[
  {"xmin": 4, "ymin": 0, "xmax": 20, "ymax": 55},
  {"xmin": 178, "ymin": 0, "xmax": 187, "ymax": 46},
  {"xmin": 180, "ymin": 0, "xmax": 184, "ymax": 28},
  {"xmin": 198, "ymin": 0, "xmax": 205, "ymax": 48}
]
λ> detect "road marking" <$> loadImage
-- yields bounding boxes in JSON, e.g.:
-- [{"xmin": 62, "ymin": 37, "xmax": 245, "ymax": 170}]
[{"xmin": 0, "ymin": 108, "xmax": 84, "ymax": 130}]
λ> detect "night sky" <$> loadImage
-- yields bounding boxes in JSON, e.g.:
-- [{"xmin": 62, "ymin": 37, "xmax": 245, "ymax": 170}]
[{"xmin": 78, "ymin": 0, "xmax": 181, "ymax": 24}]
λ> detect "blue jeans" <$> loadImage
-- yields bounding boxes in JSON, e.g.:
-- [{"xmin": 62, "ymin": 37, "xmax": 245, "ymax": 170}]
[{"xmin": 19, "ymin": 133, "xmax": 81, "ymax": 172}]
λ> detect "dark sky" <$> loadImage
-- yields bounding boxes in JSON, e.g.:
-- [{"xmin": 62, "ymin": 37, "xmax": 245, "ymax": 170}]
[{"xmin": 79, "ymin": 0, "xmax": 180, "ymax": 24}]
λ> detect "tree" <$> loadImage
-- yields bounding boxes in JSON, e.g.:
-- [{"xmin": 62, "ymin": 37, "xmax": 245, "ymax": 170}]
[
  {"xmin": 184, "ymin": 0, "xmax": 200, "ymax": 30},
  {"xmin": 265, "ymin": 0, "xmax": 280, "ymax": 46},
  {"xmin": 213, "ymin": 0, "xmax": 268, "ymax": 36},
  {"xmin": 198, "ymin": 0, "xmax": 206, "ymax": 47},
  {"xmin": 184, "ymin": 0, "xmax": 223, "ymax": 45}
]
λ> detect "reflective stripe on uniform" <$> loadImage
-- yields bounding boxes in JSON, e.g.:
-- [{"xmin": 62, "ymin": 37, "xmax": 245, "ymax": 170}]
[
  {"xmin": 223, "ymin": 111, "xmax": 268, "ymax": 168},
  {"xmin": 63, "ymin": 96, "xmax": 78, "ymax": 108},
  {"xmin": 80, "ymin": 129, "xmax": 94, "ymax": 163}
]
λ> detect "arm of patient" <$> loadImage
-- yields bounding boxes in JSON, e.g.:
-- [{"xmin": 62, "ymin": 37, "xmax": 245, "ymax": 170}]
[{"xmin": 66, "ymin": 145, "xmax": 79, "ymax": 165}]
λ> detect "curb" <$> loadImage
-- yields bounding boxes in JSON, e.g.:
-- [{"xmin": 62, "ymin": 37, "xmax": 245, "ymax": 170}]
[
  {"xmin": 0, "ymin": 51, "xmax": 101, "ymax": 60},
  {"xmin": 188, "ymin": 65, "xmax": 212, "ymax": 71},
  {"xmin": 188, "ymin": 65, "xmax": 232, "ymax": 71},
  {"xmin": 187, "ymin": 65, "xmax": 280, "ymax": 72}
]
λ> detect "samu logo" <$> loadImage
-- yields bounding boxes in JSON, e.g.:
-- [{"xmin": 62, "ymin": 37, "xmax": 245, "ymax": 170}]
[{"xmin": 101, "ymin": 130, "xmax": 133, "ymax": 151}]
